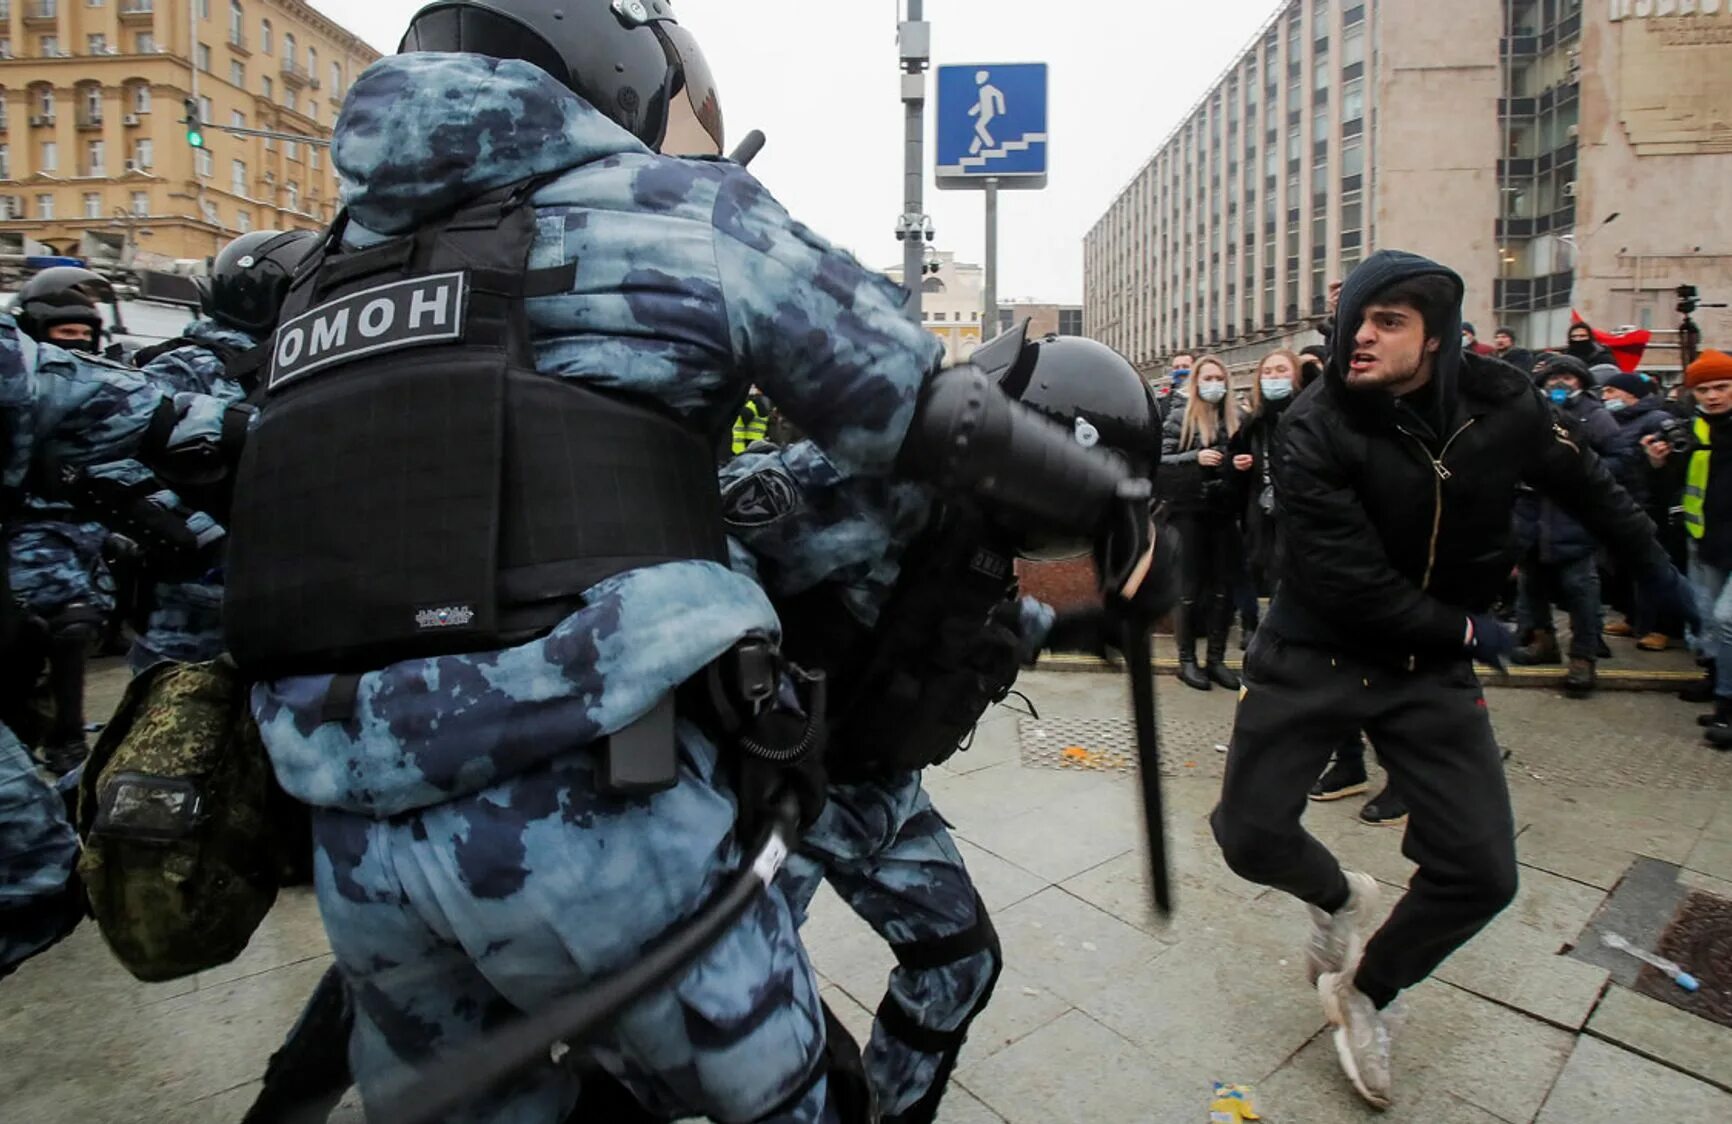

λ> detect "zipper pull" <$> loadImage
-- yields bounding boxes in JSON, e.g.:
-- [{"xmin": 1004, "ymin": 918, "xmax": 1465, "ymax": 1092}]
[{"xmin": 1433, "ymin": 461, "xmax": 1452, "ymax": 482}]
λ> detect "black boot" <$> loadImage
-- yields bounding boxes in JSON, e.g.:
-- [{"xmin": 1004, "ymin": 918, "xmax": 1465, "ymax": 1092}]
[
  {"xmin": 1204, "ymin": 602, "xmax": 1241, "ymax": 691},
  {"xmin": 1176, "ymin": 604, "xmax": 1210, "ymax": 691},
  {"xmin": 1564, "ymin": 657, "xmax": 1596, "ymax": 699},
  {"xmin": 1681, "ymin": 661, "xmax": 1718, "ymax": 704},
  {"xmin": 1696, "ymin": 697, "xmax": 1732, "ymax": 728}
]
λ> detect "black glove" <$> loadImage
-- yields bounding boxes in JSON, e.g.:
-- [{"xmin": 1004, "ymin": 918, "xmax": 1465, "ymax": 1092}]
[
  {"xmin": 1465, "ymin": 612, "xmax": 1515, "ymax": 672},
  {"xmin": 1042, "ymin": 607, "xmax": 1120, "ymax": 664}
]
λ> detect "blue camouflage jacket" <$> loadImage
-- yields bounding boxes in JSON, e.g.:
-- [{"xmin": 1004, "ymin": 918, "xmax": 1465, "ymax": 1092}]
[
  {"xmin": 721, "ymin": 439, "xmax": 1055, "ymax": 662},
  {"xmin": 137, "ymin": 318, "xmax": 259, "ymax": 401},
  {"xmin": 252, "ymin": 53, "xmax": 943, "ymax": 816}
]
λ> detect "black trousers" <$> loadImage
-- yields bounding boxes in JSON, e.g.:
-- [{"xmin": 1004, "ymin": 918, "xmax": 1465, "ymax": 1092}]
[
  {"xmin": 1211, "ymin": 633, "xmax": 1518, "ymax": 1007},
  {"xmin": 1174, "ymin": 511, "xmax": 1241, "ymax": 660}
]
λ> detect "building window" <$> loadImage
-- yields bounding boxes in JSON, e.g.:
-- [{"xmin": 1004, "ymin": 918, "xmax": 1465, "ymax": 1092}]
[
  {"xmin": 131, "ymin": 84, "xmax": 150, "ymax": 114},
  {"xmin": 197, "ymin": 42, "xmax": 210, "ymax": 71},
  {"xmin": 198, "ymin": 95, "xmax": 212, "ymax": 123},
  {"xmin": 1342, "ymin": 77, "xmax": 1365, "ymax": 123},
  {"xmin": 87, "ymin": 33, "xmax": 107, "ymax": 54},
  {"xmin": 235, "ymin": 208, "xmax": 250, "ymax": 231},
  {"xmin": 35, "ymin": 193, "xmax": 52, "ymax": 219},
  {"xmin": 285, "ymin": 139, "xmax": 299, "ymax": 161},
  {"xmin": 1342, "ymin": 23, "xmax": 1365, "ymax": 68},
  {"xmin": 82, "ymin": 191, "xmax": 100, "ymax": 218},
  {"xmin": 230, "ymin": 60, "xmax": 244, "ymax": 86},
  {"xmin": 40, "ymin": 141, "xmax": 56, "ymax": 171},
  {"xmin": 229, "ymin": 0, "xmax": 242, "ymax": 42},
  {"xmin": 285, "ymin": 181, "xmax": 299, "ymax": 210},
  {"xmin": 231, "ymin": 157, "xmax": 244, "ymax": 193},
  {"xmin": 136, "ymin": 33, "xmax": 155, "ymax": 54},
  {"xmin": 196, "ymin": 147, "xmax": 212, "ymax": 177},
  {"xmin": 40, "ymin": 36, "xmax": 60, "ymax": 57},
  {"xmin": 307, "ymin": 45, "xmax": 316, "ymax": 77},
  {"xmin": 1342, "ymin": 137, "xmax": 1364, "ymax": 177},
  {"xmin": 0, "ymin": 144, "xmax": 8, "ymax": 179},
  {"xmin": 259, "ymin": 19, "xmax": 271, "ymax": 56},
  {"xmin": 133, "ymin": 137, "xmax": 151, "ymax": 168},
  {"xmin": 130, "ymin": 190, "xmax": 146, "ymax": 215},
  {"xmin": 261, "ymin": 74, "xmax": 272, "ymax": 101},
  {"xmin": 229, "ymin": 109, "xmax": 243, "ymax": 129},
  {"xmin": 85, "ymin": 139, "xmax": 103, "ymax": 174},
  {"xmin": 0, "ymin": 39, "xmax": 12, "ymax": 60},
  {"xmin": 282, "ymin": 32, "xmax": 294, "ymax": 63},
  {"xmin": 83, "ymin": 84, "xmax": 101, "ymax": 119},
  {"xmin": 329, "ymin": 61, "xmax": 341, "ymax": 95},
  {"xmin": 34, "ymin": 85, "xmax": 52, "ymax": 116},
  {"xmin": 201, "ymin": 199, "xmax": 217, "ymax": 224},
  {"xmin": 309, "ymin": 145, "xmax": 320, "ymax": 171}
]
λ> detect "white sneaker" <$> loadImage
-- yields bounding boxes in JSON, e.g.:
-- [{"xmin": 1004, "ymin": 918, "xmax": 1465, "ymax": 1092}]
[
  {"xmin": 1318, "ymin": 971, "xmax": 1396, "ymax": 1110},
  {"xmin": 1305, "ymin": 870, "xmax": 1380, "ymax": 985}
]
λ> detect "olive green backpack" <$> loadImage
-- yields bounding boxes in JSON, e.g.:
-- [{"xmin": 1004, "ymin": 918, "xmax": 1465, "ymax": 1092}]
[{"xmin": 76, "ymin": 657, "xmax": 296, "ymax": 982}]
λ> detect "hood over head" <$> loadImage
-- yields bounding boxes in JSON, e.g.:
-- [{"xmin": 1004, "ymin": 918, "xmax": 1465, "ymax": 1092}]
[
  {"xmin": 333, "ymin": 52, "xmax": 647, "ymax": 236},
  {"xmin": 1328, "ymin": 249, "xmax": 1465, "ymax": 431}
]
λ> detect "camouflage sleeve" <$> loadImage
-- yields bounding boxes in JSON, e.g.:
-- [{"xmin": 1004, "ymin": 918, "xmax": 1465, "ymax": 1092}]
[
  {"xmin": 0, "ymin": 724, "xmax": 81, "ymax": 975},
  {"xmin": 0, "ymin": 323, "xmax": 30, "ymax": 493},
  {"xmin": 719, "ymin": 439, "xmax": 933, "ymax": 602},
  {"xmin": 711, "ymin": 171, "xmax": 943, "ymax": 479},
  {"xmin": 137, "ymin": 345, "xmax": 225, "ymax": 397},
  {"xmin": 32, "ymin": 345, "xmax": 169, "ymax": 469},
  {"xmin": 78, "ymin": 459, "xmax": 226, "ymax": 555}
]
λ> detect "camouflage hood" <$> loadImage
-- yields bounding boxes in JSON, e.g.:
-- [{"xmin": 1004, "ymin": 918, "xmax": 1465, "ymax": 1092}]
[{"xmin": 334, "ymin": 53, "xmax": 648, "ymax": 236}]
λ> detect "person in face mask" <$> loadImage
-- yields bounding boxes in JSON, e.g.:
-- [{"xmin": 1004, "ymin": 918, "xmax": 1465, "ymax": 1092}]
[
  {"xmin": 1235, "ymin": 350, "xmax": 1301, "ymax": 605},
  {"xmin": 1510, "ymin": 353, "xmax": 1622, "ymax": 696},
  {"xmin": 1599, "ymin": 372, "xmax": 1683, "ymax": 652},
  {"xmin": 1162, "ymin": 355, "xmax": 1248, "ymax": 690},
  {"xmin": 1155, "ymin": 351, "xmax": 1196, "ymax": 425}
]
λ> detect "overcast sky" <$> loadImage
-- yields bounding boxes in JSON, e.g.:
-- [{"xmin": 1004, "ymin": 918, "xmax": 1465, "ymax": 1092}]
[{"xmin": 309, "ymin": 1, "xmax": 1282, "ymax": 304}]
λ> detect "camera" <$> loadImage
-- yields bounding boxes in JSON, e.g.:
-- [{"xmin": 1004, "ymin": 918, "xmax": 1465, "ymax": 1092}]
[
  {"xmin": 1678, "ymin": 284, "xmax": 1700, "ymax": 316},
  {"xmin": 1656, "ymin": 415, "xmax": 1697, "ymax": 456}
]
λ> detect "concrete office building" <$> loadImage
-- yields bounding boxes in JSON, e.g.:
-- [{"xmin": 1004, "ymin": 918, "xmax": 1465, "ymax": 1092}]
[
  {"xmin": 1085, "ymin": 0, "xmax": 1732, "ymax": 377},
  {"xmin": 0, "ymin": 0, "xmax": 378, "ymax": 265}
]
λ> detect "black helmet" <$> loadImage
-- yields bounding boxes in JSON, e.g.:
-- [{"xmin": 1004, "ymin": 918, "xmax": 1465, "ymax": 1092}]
[
  {"xmin": 12, "ymin": 266, "xmax": 112, "ymax": 349},
  {"xmin": 204, "ymin": 229, "xmax": 320, "ymax": 335},
  {"xmin": 972, "ymin": 322, "xmax": 1162, "ymax": 558},
  {"xmin": 398, "ymin": 0, "xmax": 723, "ymax": 157}
]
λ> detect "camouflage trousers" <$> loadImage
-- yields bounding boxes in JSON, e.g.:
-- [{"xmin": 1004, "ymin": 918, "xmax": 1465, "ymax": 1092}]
[
  {"xmin": 128, "ymin": 579, "xmax": 226, "ymax": 676},
  {"xmin": 310, "ymin": 725, "xmax": 837, "ymax": 1124},
  {"xmin": 0, "ymin": 722, "xmax": 82, "ymax": 977},
  {"xmin": 7, "ymin": 519, "xmax": 114, "ymax": 618},
  {"xmin": 779, "ymin": 772, "xmax": 1000, "ymax": 1121}
]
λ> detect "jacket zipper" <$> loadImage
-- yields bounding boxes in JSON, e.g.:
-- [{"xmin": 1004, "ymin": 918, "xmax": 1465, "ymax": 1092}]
[{"xmin": 1398, "ymin": 419, "xmax": 1477, "ymax": 591}]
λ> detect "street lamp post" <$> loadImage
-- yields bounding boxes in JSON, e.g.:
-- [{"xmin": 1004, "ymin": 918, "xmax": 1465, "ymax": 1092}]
[{"xmin": 897, "ymin": 2, "xmax": 930, "ymax": 324}]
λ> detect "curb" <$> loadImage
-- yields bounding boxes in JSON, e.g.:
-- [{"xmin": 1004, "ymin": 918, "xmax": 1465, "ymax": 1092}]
[{"xmin": 1037, "ymin": 653, "xmax": 1701, "ymax": 693}]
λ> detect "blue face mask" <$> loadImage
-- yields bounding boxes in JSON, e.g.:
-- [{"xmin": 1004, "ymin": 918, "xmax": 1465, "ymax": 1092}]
[
  {"xmin": 1604, "ymin": 398, "xmax": 1627, "ymax": 413},
  {"xmin": 1548, "ymin": 387, "xmax": 1570, "ymax": 405},
  {"xmin": 1199, "ymin": 383, "xmax": 1228, "ymax": 404},
  {"xmin": 1260, "ymin": 378, "xmax": 1293, "ymax": 401},
  {"xmin": 1172, "ymin": 368, "xmax": 1191, "ymax": 386}
]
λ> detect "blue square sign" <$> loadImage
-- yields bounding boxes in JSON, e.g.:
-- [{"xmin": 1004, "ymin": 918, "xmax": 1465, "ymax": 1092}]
[{"xmin": 936, "ymin": 63, "xmax": 1048, "ymax": 190}]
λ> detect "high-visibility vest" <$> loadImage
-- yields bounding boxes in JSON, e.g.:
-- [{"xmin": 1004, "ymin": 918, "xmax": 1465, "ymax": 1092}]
[
  {"xmin": 732, "ymin": 398, "xmax": 770, "ymax": 454},
  {"xmin": 1684, "ymin": 416, "xmax": 1712, "ymax": 540}
]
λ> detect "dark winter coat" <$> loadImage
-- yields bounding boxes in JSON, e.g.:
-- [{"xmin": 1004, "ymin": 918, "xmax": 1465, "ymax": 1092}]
[
  {"xmin": 1263, "ymin": 249, "xmax": 1668, "ymax": 664},
  {"xmin": 1512, "ymin": 393, "xmax": 1622, "ymax": 564},
  {"xmin": 1233, "ymin": 396, "xmax": 1294, "ymax": 585},
  {"xmin": 1160, "ymin": 395, "xmax": 1245, "ymax": 517},
  {"xmin": 1602, "ymin": 395, "xmax": 1672, "ymax": 507}
]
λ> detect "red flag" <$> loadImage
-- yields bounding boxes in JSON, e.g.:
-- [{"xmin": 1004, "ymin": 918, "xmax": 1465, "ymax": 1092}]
[{"xmin": 1571, "ymin": 309, "xmax": 1652, "ymax": 372}]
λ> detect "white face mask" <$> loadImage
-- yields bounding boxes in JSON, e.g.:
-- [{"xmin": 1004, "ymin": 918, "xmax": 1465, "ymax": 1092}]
[
  {"xmin": 1260, "ymin": 378, "xmax": 1293, "ymax": 400},
  {"xmin": 1198, "ymin": 383, "xmax": 1228, "ymax": 404}
]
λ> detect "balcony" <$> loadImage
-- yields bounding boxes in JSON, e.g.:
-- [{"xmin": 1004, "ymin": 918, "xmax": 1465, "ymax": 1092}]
[
  {"xmin": 76, "ymin": 111, "xmax": 102, "ymax": 130},
  {"xmin": 227, "ymin": 31, "xmax": 249, "ymax": 56},
  {"xmin": 23, "ymin": 1, "xmax": 57, "ymax": 26},
  {"xmin": 119, "ymin": 0, "xmax": 154, "ymax": 22},
  {"xmin": 280, "ymin": 58, "xmax": 310, "ymax": 88}
]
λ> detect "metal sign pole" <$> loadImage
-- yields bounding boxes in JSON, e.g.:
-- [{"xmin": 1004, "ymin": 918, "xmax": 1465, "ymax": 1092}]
[
  {"xmin": 983, "ymin": 177, "xmax": 999, "ymax": 336},
  {"xmin": 900, "ymin": 1, "xmax": 927, "ymax": 323}
]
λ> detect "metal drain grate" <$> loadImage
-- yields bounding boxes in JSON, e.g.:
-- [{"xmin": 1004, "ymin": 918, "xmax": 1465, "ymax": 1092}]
[
  {"xmin": 1018, "ymin": 715, "xmax": 1234, "ymax": 778},
  {"xmin": 1637, "ymin": 890, "xmax": 1732, "ymax": 1028}
]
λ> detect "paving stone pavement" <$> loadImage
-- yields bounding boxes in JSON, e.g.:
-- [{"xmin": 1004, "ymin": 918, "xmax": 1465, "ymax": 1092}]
[{"xmin": 6, "ymin": 664, "xmax": 1732, "ymax": 1123}]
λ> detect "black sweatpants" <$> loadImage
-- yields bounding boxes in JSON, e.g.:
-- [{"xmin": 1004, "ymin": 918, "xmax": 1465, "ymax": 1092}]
[{"xmin": 1210, "ymin": 632, "xmax": 1518, "ymax": 1008}]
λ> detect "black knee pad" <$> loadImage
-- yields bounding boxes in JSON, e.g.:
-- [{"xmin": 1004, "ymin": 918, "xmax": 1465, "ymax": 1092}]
[{"xmin": 46, "ymin": 601, "xmax": 102, "ymax": 645}]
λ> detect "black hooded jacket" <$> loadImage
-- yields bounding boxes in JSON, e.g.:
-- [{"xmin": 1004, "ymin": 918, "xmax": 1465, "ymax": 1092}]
[{"xmin": 1263, "ymin": 250, "xmax": 1668, "ymax": 663}]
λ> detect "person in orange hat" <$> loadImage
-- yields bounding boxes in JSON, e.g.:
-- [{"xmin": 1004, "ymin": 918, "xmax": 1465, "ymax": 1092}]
[{"xmin": 1646, "ymin": 349, "xmax": 1732, "ymax": 747}]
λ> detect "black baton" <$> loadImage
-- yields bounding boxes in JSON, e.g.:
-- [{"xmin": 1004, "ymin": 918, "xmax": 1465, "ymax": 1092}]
[
  {"xmin": 1124, "ymin": 618, "xmax": 1173, "ymax": 916},
  {"xmin": 729, "ymin": 129, "xmax": 766, "ymax": 167}
]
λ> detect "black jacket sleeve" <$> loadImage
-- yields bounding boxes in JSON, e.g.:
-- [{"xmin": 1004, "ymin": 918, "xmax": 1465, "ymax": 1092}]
[
  {"xmin": 1274, "ymin": 403, "xmax": 1467, "ymax": 652},
  {"xmin": 1521, "ymin": 390, "xmax": 1669, "ymax": 576}
]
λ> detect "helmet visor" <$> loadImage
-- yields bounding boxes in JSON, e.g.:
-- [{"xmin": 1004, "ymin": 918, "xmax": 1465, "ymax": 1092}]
[{"xmin": 657, "ymin": 21, "xmax": 723, "ymax": 157}]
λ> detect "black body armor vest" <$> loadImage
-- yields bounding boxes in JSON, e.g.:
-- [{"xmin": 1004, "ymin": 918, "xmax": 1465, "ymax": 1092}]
[
  {"xmin": 224, "ymin": 176, "xmax": 727, "ymax": 680},
  {"xmin": 780, "ymin": 504, "xmax": 1023, "ymax": 780}
]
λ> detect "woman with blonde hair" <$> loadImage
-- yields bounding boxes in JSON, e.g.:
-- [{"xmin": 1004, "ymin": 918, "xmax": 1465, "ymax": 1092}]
[{"xmin": 1161, "ymin": 355, "xmax": 1249, "ymax": 690}]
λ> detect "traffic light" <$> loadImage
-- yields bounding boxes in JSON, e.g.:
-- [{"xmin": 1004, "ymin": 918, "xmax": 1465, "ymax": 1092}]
[{"xmin": 184, "ymin": 98, "xmax": 204, "ymax": 148}]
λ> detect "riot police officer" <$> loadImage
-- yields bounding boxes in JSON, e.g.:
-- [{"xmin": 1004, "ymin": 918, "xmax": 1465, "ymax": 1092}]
[
  {"xmin": 110, "ymin": 230, "xmax": 318, "ymax": 675},
  {"xmin": 6, "ymin": 269, "xmax": 131, "ymax": 771},
  {"xmin": 721, "ymin": 327, "xmax": 1174, "ymax": 1123},
  {"xmin": 218, "ymin": 3, "xmax": 1161, "ymax": 1122}
]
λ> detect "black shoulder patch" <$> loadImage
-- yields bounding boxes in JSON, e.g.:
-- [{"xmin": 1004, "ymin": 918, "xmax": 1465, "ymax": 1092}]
[{"xmin": 722, "ymin": 467, "xmax": 798, "ymax": 529}]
